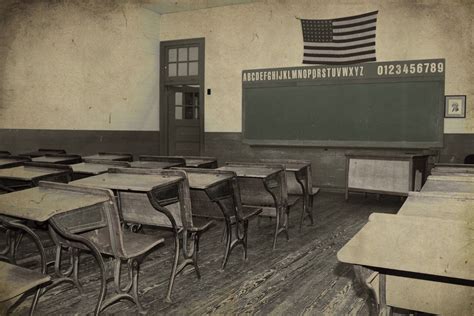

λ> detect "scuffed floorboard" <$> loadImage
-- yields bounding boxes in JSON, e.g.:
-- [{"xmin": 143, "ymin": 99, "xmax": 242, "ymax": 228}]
[{"xmin": 9, "ymin": 192, "xmax": 402, "ymax": 315}]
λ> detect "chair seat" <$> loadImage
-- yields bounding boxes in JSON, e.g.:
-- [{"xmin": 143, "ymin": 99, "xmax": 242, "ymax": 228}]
[
  {"xmin": 188, "ymin": 218, "xmax": 214, "ymax": 233},
  {"xmin": 241, "ymin": 206, "xmax": 262, "ymax": 220},
  {"xmin": 310, "ymin": 187, "xmax": 320, "ymax": 196},
  {"xmin": 82, "ymin": 230, "xmax": 164, "ymax": 259},
  {"xmin": 0, "ymin": 262, "xmax": 50, "ymax": 302}
]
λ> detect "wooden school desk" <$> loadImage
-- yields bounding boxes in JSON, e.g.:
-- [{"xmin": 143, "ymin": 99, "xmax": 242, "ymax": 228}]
[
  {"xmin": 218, "ymin": 163, "xmax": 288, "ymax": 250},
  {"xmin": 179, "ymin": 156, "xmax": 218, "ymax": 168},
  {"xmin": 398, "ymin": 191, "xmax": 474, "ymax": 222},
  {"xmin": 19, "ymin": 149, "xmax": 66, "ymax": 158},
  {"xmin": 0, "ymin": 163, "xmax": 72, "ymax": 191},
  {"xmin": 32, "ymin": 154, "xmax": 82, "ymax": 165},
  {"xmin": 345, "ymin": 153, "xmax": 429, "ymax": 199},
  {"xmin": 260, "ymin": 159, "xmax": 317, "ymax": 230},
  {"xmin": 0, "ymin": 156, "xmax": 31, "ymax": 169},
  {"xmin": 70, "ymin": 159, "xmax": 130, "ymax": 180},
  {"xmin": 133, "ymin": 155, "xmax": 186, "ymax": 169},
  {"xmin": 421, "ymin": 175, "xmax": 474, "ymax": 194},
  {"xmin": 82, "ymin": 152, "xmax": 133, "ymax": 162},
  {"xmin": 179, "ymin": 168, "xmax": 262, "ymax": 269},
  {"xmin": 72, "ymin": 168, "xmax": 213, "ymax": 302},
  {"xmin": 337, "ymin": 213, "xmax": 473, "ymax": 315},
  {"xmin": 0, "ymin": 181, "xmax": 111, "ymax": 313}
]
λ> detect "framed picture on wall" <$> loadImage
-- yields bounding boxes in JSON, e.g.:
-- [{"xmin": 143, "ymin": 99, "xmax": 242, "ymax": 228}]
[{"xmin": 445, "ymin": 95, "xmax": 466, "ymax": 118}]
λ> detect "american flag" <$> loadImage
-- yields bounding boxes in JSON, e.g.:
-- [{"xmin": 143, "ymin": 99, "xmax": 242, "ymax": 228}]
[{"xmin": 301, "ymin": 11, "xmax": 378, "ymax": 65}]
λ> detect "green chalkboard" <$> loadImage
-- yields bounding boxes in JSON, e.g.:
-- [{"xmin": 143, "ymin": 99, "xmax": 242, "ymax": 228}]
[{"xmin": 242, "ymin": 60, "xmax": 445, "ymax": 148}]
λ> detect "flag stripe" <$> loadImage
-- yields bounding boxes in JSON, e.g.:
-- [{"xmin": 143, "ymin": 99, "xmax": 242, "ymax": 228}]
[
  {"xmin": 332, "ymin": 18, "xmax": 377, "ymax": 29},
  {"xmin": 304, "ymin": 47, "xmax": 375, "ymax": 55},
  {"xmin": 303, "ymin": 53, "xmax": 376, "ymax": 62},
  {"xmin": 333, "ymin": 30, "xmax": 376, "ymax": 40},
  {"xmin": 333, "ymin": 11, "xmax": 378, "ymax": 24},
  {"xmin": 304, "ymin": 39, "xmax": 375, "ymax": 49},
  {"xmin": 302, "ymin": 57, "xmax": 376, "ymax": 65},
  {"xmin": 301, "ymin": 11, "xmax": 378, "ymax": 65},
  {"xmin": 333, "ymin": 34, "xmax": 376, "ymax": 43},
  {"xmin": 333, "ymin": 23, "xmax": 376, "ymax": 33}
]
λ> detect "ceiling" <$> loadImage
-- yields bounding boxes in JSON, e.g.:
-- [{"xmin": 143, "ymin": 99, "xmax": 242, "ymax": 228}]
[{"xmin": 145, "ymin": 0, "xmax": 258, "ymax": 14}]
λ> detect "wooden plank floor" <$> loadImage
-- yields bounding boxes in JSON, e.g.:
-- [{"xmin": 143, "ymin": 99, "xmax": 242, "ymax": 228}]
[{"xmin": 9, "ymin": 192, "xmax": 402, "ymax": 315}]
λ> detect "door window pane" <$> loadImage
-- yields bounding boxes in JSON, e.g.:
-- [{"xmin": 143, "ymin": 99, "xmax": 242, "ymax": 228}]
[
  {"xmin": 185, "ymin": 106, "xmax": 194, "ymax": 119},
  {"xmin": 189, "ymin": 47, "xmax": 199, "ymax": 61},
  {"xmin": 168, "ymin": 63, "xmax": 177, "ymax": 77},
  {"xmin": 178, "ymin": 63, "xmax": 187, "ymax": 76},
  {"xmin": 175, "ymin": 92, "xmax": 183, "ymax": 105},
  {"xmin": 175, "ymin": 106, "xmax": 183, "ymax": 120},
  {"xmin": 188, "ymin": 62, "xmax": 198, "ymax": 76},
  {"xmin": 168, "ymin": 48, "xmax": 177, "ymax": 62},
  {"xmin": 178, "ymin": 48, "xmax": 188, "ymax": 61}
]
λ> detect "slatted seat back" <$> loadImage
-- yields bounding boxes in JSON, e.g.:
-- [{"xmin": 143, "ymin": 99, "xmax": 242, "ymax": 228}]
[
  {"xmin": 45, "ymin": 182, "xmax": 128, "ymax": 259},
  {"xmin": 139, "ymin": 155, "xmax": 186, "ymax": 167}
]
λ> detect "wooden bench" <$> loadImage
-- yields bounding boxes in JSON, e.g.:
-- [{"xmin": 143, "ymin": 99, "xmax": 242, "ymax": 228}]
[{"xmin": 0, "ymin": 261, "xmax": 50, "ymax": 315}]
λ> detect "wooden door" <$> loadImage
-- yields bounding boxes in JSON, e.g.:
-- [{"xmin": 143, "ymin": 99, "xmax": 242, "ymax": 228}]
[
  {"xmin": 167, "ymin": 86, "xmax": 201, "ymax": 155},
  {"xmin": 160, "ymin": 38, "xmax": 204, "ymax": 155}
]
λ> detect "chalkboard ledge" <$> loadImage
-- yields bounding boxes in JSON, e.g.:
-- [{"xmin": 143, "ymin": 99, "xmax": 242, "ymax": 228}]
[{"xmin": 242, "ymin": 139, "xmax": 443, "ymax": 149}]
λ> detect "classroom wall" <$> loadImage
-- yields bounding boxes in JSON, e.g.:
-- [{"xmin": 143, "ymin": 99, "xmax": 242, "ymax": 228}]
[
  {"xmin": 0, "ymin": 0, "xmax": 161, "ymax": 155},
  {"xmin": 158, "ymin": 0, "xmax": 473, "ymax": 187},
  {"xmin": 160, "ymin": 0, "xmax": 473, "ymax": 134}
]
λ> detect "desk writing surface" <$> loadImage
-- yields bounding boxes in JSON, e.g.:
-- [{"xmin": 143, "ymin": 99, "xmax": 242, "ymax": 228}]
[
  {"xmin": 32, "ymin": 156, "xmax": 77, "ymax": 164},
  {"xmin": 432, "ymin": 166, "xmax": 474, "ymax": 174},
  {"xmin": 337, "ymin": 214, "xmax": 473, "ymax": 281},
  {"xmin": 422, "ymin": 176, "xmax": 474, "ymax": 194},
  {"xmin": 186, "ymin": 172, "xmax": 234, "ymax": 190},
  {"xmin": 72, "ymin": 173, "xmax": 182, "ymax": 192},
  {"xmin": 0, "ymin": 166, "xmax": 65, "ymax": 181},
  {"xmin": 130, "ymin": 161, "xmax": 181, "ymax": 169},
  {"xmin": 185, "ymin": 158, "xmax": 216, "ymax": 167},
  {"xmin": 83, "ymin": 154, "xmax": 128, "ymax": 161},
  {"xmin": 218, "ymin": 166, "xmax": 280, "ymax": 178},
  {"xmin": 398, "ymin": 192, "xmax": 474, "ymax": 222},
  {"xmin": 0, "ymin": 158, "xmax": 26, "ymax": 168},
  {"xmin": 0, "ymin": 186, "xmax": 108, "ymax": 222},
  {"xmin": 71, "ymin": 162, "xmax": 112, "ymax": 175}
]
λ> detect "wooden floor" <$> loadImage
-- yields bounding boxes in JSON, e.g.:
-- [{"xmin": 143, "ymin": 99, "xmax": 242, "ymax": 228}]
[{"xmin": 10, "ymin": 192, "xmax": 403, "ymax": 315}]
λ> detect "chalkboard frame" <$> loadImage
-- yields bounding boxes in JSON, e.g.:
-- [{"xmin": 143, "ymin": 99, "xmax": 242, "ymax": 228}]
[{"xmin": 241, "ymin": 59, "xmax": 445, "ymax": 149}]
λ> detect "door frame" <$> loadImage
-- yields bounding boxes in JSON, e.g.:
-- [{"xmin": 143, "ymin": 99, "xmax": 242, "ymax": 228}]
[{"xmin": 159, "ymin": 38, "xmax": 205, "ymax": 155}]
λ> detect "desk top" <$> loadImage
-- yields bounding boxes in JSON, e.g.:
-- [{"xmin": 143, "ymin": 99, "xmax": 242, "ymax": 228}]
[
  {"xmin": 185, "ymin": 158, "xmax": 216, "ymax": 168},
  {"xmin": 0, "ymin": 186, "xmax": 109, "ymax": 222},
  {"xmin": 435, "ymin": 163, "xmax": 474, "ymax": 168},
  {"xmin": 337, "ymin": 213, "xmax": 473, "ymax": 281},
  {"xmin": 186, "ymin": 172, "xmax": 234, "ymax": 190},
  {"xmin": 32, "ymin": 155, "xmax": 80, "ymax": 164},
  {"xmin": 71, "ymin": 162, "xmax": 114, "ymax": 175},
  {"xmin": 261, "ymin": 159, "xmax": 310, "ymax": 172},
  {"xmin": 422, "ymin": 176, "xmax": 474, "ymax": 194},
  {"xmin": 72, "ymin": 172, "xmax": 182, "ymax": 192},
  {"xmin": 83, "ymin": 154, "xmax": 130, "ymax": 161},
  {"xmin": 0, "ymin": 157, "xmax": 28, "ymax": 168},
  {"xmin": 398, "ymin": 192, "xmax": 474, "ymax": 222},
  {"xmin": 431, "ymin": 166, "xmax": 474, "ymax": 174},
  {"xmin": 218, "ymin": 165, "xmax": 281, "ymax": 179},
  {"xmin": 131, "ymin": 161, "xmax": 182, "ymax": 169},
  {"xmin": 0, "ymin": 165, "xmax": 67, "ymax": 181}
]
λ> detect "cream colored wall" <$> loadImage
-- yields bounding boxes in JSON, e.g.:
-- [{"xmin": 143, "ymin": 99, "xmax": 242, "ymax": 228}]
[
  {"xmin": 160, "ymin": 0, "xmax": 474, "ymax": 134},
  {"xmin": 0, "ymin": 1, "xmax": 161, "ymax": 131}
]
